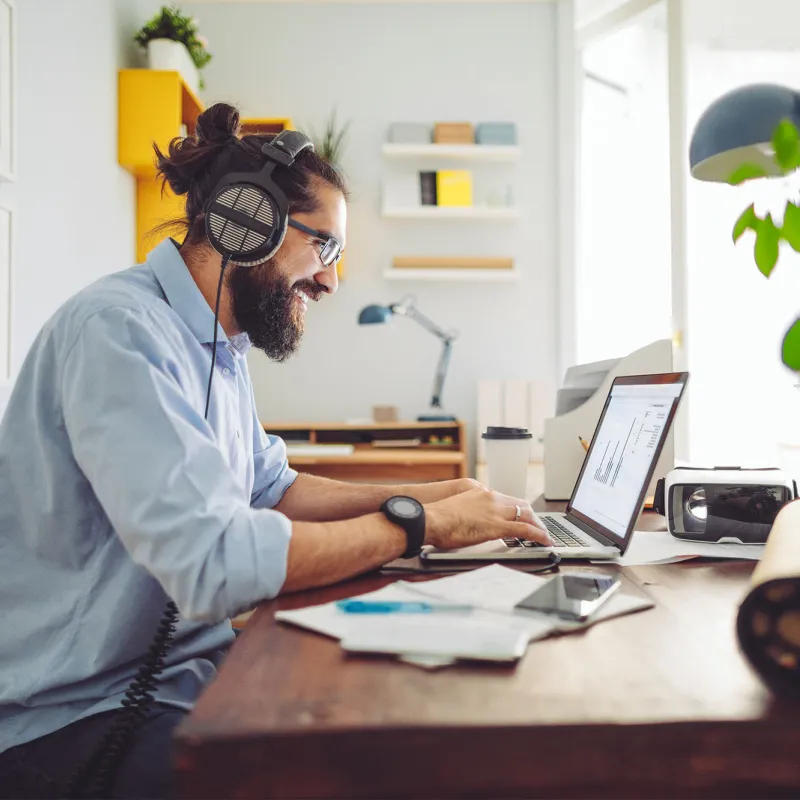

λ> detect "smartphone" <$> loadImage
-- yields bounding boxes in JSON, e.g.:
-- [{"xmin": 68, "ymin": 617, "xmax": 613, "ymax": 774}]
[{"xmin": 514, "ymin": 571, "xmax": 621, "ymax": 621}]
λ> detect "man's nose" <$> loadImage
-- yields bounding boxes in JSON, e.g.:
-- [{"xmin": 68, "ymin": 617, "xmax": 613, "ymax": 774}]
[{"xmin": 314, "ymin": 264, "xmax": 338, "ymax": 295}]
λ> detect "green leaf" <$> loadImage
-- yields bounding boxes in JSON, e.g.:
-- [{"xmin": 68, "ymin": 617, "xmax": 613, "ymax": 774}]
[
  {"xmin": 782, "ymin": 318, "xmax": 800, "ymax": 370},
  {"xmin": 727, "ymin": 163, "xmax": 769, "ymax": 185},
  {"xmin": 733, "ymin": 204, "xmax": 760, "ymax": 243},
  {"xmin": 773, "ymin": 120, "xmax": 800, "ymax": 172},
  {"xmin": 781, "ymin": 202, "xmax": 800, "ymax": 252},
  {"xmin": 754, "ymin": 213, "xmax": 781, "ymax": 277}
]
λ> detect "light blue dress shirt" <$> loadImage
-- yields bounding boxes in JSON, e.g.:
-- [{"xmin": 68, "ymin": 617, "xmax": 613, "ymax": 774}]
[{"xmin": 0, "ymin": 238, "xmax": 297, "ymax": 753}]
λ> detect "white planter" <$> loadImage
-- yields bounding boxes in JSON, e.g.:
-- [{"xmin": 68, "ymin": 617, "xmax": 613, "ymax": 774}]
[{"xmin": 147, "ymin": 38, "xmax": 199, "ymax": 95}]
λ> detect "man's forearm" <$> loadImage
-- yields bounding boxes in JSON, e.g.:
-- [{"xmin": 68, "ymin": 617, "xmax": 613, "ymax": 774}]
[
  {"xmin": 281, "ymin": 514, "xmax": 407, "ymax": 593},
  {"xmin": 274, "ymin": 473, "xmax": 476, "ymax": 522}
]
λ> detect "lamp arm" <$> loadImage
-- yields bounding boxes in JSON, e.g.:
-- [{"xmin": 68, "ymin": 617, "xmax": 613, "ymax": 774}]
[
  {"xmin": 395, "ymin": 303, "xmax": 455, "ymax": 343},
  {"xmin": 430, "ymin": 338, "xmax": 453, "ymax": 409}
]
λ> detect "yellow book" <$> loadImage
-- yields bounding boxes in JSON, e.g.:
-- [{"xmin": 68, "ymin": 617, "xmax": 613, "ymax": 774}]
[{"xmin": 436, "ymin": 170, "xmax": 473, "ymax": 207}]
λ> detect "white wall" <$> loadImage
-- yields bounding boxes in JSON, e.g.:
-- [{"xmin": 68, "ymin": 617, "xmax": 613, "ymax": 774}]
[
  {"xmin": 185, "ymin": 1, "xmax": 559, "ymax": 469},
  {"xmin": 0, "ymin": 0, "xmax": 150, "ymax": 418}
]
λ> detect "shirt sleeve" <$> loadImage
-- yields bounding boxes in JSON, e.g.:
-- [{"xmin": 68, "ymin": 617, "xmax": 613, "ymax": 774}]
[
  {"xmin": 250, "ymin": 419, "xmax": 298, "ymax": 509},
  {"xmin": 61, "ymin": 305, "xmax": 292, "ymax": 624}
]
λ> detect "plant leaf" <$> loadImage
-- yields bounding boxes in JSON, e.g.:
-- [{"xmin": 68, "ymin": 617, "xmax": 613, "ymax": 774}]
[
  {"xmin": 732, "ymin": 204, "xmax": 760, "ymax": 243},
  {"xmin": 782, "ymin": 318, "xmax": 800, "ymax": 370},
  {"xmin": 727, "ymin": 163, "xmax": 769, "ymax": 185},
  {"xmin": 773, "ymin": 119, "xmax": 800, "ymax": 172},
  {"xmin": 782, "ymin": 202, "xmax": 800, "ymax": 252},
  {"xmin": 754, "ymin": 212, "xmax": 781, "ymax": 277}
]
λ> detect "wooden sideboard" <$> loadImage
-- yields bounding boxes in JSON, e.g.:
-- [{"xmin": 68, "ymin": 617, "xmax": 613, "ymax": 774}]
[{"xmin": 262, "ymin": 420, "xmax": 467, "ymax": 483}]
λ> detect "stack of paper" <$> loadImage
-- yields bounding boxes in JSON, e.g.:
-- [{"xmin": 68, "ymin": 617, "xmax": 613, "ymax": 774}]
[
  {"xmin": 609, "ymin": 530, "xmax": 765, "ymax": 566},
  {"xmin": 276, "ymin": 565, "xmax": 654, "ymax": 670}
]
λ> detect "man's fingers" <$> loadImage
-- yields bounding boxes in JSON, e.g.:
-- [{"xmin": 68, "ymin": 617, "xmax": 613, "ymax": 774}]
[
  {"xmin": 505, "ymin": 503, "xmax": 546, "ymax": 532},
  {"xmin": 506, "ymin": 521, "xmax": 554, "ymax": 546}
]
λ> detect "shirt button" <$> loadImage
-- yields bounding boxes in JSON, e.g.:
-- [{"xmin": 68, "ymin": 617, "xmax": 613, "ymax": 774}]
[
  {"xmin": 222, "ymin": 367, "xmax": 231, "ymax": 376},
  {"xmin": 236, "ymin": 430, "xmax": 241, "ymax": 439}
]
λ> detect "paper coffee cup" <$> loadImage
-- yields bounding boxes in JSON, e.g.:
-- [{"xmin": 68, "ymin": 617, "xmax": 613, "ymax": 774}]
[{"xmin": 481, "ymin": 426, "xmax": 532, "ymax": 499}]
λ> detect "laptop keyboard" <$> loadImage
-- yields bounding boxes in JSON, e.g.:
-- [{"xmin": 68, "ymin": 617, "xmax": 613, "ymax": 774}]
[{"xmin": 503, "ymin": 515, "xmax": 586, "ymax": 549}]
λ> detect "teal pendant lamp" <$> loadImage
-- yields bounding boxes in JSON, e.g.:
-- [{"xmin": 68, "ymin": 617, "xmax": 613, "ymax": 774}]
[{"xmin": 690, "ymin": 84, "xmax": 800, "ymax": 182}]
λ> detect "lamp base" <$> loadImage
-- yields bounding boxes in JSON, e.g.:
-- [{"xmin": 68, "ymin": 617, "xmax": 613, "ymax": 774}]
[{"xmin": 416, "ymin": 412, "xmax": 457, "ymax": 422}]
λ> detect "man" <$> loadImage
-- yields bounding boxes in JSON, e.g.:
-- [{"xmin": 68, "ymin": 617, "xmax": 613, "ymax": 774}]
[{"xmin": 0, "ymin": 104, "xmax": 549, "ymax": 798}]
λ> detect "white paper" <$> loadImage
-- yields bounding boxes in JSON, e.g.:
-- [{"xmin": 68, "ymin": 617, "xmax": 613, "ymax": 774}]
[
  {"xmin": 276, "ymin": 565, "xmax": 654, "ymax": 668},
  {"xmin": 605, "ymin": 530, "xmax": 765, "ymax": 567},
  {"xmin": 341, "ymin": 619, "xmax": 529, "ymax": 661},
  {"xmin": 398, "ymin": 563, "xmax": 548, "ymax": 612},
  {"xmin": 276, "ymin": 579, "xmax": 555, "ymax": 653},
  {"xmin": 401, "ymin": 564, "xmax": 654, "ymax": 632},
  {"xmin": 398, "ymin": 654, "xmax": 457, "ymax": 670}
]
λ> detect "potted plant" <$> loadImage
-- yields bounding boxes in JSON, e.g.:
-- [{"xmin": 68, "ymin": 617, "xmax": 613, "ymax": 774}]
[
  {"xmin": 134, "ymin": 5, "xmax": 212, "ymax": 94},
  {"xmin": 307, "ymin": 109, "xmax": 351, "ymax": 170},
  {"xmin": 728, "ymin": 119, "xmax": 800, "ymax": 369}
]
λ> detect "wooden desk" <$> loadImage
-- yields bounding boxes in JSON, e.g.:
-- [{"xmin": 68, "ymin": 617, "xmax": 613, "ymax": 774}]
[
  {"xmin": 176, "ymin": 501, "xmax": 800, "ymax": 799},
  {"xmin": 262, "ymin": 420, "xmax": 467, "ymax": 483}
]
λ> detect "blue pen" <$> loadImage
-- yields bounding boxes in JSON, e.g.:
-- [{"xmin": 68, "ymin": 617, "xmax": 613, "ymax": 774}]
[{"xmin": 336, "ymin": 600, "xmax": 472, "ymax": 614}]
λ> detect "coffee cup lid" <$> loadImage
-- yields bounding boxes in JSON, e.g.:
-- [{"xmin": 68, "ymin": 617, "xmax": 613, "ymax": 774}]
[{"xmin": 481, "ymin": 426, "xmax": 532, "ymax": 440}]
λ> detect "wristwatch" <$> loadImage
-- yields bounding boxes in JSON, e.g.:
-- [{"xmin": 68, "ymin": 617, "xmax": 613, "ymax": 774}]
[{"xmin": 380, "ymin": 496, "xmax": 426, "ymax": 559}]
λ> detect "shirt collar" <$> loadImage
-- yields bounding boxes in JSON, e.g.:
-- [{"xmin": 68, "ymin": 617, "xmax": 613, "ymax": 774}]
[{"xmin": 148, "ymin": 239, "xmax": 251, "ymax": 355}]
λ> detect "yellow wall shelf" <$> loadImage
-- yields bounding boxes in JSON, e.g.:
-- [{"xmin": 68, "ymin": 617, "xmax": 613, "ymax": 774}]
[{"xmin": 118, "ymin": 69, "xmax": 297, "ymax": 265}]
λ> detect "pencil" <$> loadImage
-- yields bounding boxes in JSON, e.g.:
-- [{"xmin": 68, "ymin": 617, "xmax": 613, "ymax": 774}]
[{"xmin": 578, "ymin": 436, "xmax": 589, "ymax": 452}]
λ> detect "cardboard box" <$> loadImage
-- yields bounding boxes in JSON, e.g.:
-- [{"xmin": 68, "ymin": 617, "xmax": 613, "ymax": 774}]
[{"xmin": 434, "ymin": 122, "xmax": 474, "ymax": 144}]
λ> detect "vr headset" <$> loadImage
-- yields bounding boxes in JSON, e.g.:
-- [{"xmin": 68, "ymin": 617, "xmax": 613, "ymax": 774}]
[{"xmin": 653, "ymin": 467, "xmax": 797, "ymax": 544}]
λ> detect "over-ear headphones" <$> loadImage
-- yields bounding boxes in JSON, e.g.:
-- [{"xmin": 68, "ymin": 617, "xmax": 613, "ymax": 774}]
[{"xmin": 204, "ymin": 129, "xmax": 314, "ymax": 267}]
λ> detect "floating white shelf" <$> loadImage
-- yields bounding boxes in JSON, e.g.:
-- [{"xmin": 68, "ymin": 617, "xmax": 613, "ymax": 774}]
[
  {"xmin": 383, "ymin": 268, "xmax": 521, "ymax": 282},
  {"xmin": 381, "ymin": 205, "xmax": 519, "ymax": 220},
  {"xmin": 382, "ymin": 143, "xmax": 521, "ymax": 161}
]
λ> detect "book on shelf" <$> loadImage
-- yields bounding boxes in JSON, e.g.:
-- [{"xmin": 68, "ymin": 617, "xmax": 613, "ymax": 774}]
[
  {"xmin": 392, "ymin": 256, "xmax": 514, "ymax": 270},
  {"xmin": 436, "ymin": 170, "xmax": 473, "ymax": 207},
  {"xmin": 418, "ymin": 170, "xmax": 473, "ymax": 207},
  {"xmin": 420, "ymin": 171, "xmax": 437, "ymax": 205},
  {"xmin": 371, "ymin": 438, "xmax": 423, "ymax": 448}
]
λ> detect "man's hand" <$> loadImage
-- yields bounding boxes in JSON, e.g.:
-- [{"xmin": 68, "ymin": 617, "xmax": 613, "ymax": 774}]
[{"xmin": 423, "ymin": 486, "xmax": 552, "ymax": 550}]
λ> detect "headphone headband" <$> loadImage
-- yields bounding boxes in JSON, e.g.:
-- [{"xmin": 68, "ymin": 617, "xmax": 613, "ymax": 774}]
[{"xmin": 260, "ymin": 129, "xmax": 314, "ymax": 167}]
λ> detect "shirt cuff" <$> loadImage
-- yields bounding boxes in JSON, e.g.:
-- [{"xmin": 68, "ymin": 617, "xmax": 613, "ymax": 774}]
[
  {"xmin": 251, "ymin": 465, "xmax": 299, "ymax": 510},
  {"xmin": 221, "ymin": 506, "xmax": 293, "ymax": 619}
]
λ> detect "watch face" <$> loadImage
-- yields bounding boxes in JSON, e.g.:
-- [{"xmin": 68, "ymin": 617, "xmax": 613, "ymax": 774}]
[{"xmin": 389, "ymin": 497, "xmax": 421, "ymax": 518}]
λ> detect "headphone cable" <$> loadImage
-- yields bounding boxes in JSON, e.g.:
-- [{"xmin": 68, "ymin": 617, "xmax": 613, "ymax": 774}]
[{"xmin": 205, "ymin": 255, "xmax": 230, "ymax": 419}]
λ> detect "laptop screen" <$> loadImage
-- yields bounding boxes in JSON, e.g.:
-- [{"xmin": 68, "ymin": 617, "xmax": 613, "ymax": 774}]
[{"xmin": 567, "ymin": 373, "xmax": 688, "ymax": 551}]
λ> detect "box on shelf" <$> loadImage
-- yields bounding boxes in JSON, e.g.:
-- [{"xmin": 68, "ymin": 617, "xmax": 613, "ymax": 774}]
[
  {"xmin": 475, "ymin": 122, "xmax": 517, "ymax": 146},
  {"xmin": 388, "ymin": 122, "xmax": 432, "ymax": 144},
  {"xmin": 434, "ymin": 122, "xmax": 474, "ymax": 144},
  {"xmin": 436, "ymin": 170, "xmax": 473, "ymax": 207}
]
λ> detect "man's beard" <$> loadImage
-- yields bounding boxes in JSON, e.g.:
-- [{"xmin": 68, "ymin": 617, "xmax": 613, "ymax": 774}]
[{"xmin": 228, "ymin": 257, "xmax": 322, "ymax": 362}]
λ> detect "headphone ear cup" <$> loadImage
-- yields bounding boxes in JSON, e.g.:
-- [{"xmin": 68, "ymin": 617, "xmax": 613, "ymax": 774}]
[{"xmin": 205, "ymin": 182, "xmax": 286, "ymax": 266}]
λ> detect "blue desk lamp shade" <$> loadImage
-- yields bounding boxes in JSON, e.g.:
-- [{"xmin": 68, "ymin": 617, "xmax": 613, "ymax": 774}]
[
  {"xmin": 358, "ymin": 305, "xmax": 393, "ymax": 325},
  {"xmin": 690, "ymin": 84, "xmax": 800, "ymax": 182},
  {"xmin": 357, "ymin": 299, "xmax": 457, "ymax": 422}
]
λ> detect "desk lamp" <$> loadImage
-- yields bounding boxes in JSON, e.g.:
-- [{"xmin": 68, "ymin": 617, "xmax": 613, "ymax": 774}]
[
  {"xmin": 358, "ymin": 296, "xmax": 458, "ymax": 422},
  {"xmin": 690, "ymin": 83, "xmax": 800, "ymax": 181}
]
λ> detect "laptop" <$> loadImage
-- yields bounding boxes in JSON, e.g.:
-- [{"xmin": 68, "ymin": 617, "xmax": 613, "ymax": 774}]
[{"xmin": 422, "ymin": 372, "xmax": 689, "ymax": 562}]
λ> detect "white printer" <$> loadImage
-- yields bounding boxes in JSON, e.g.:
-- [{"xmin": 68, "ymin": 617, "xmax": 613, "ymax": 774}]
[{"xmin": 544, "ymin": 339, "xmax": 677, "ymax": 500}]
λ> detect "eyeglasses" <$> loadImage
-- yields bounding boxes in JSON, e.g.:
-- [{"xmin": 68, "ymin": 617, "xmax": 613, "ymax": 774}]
[{"xmin": 288, "ymin": 218, "xmax": 343, "ymax": 268}]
